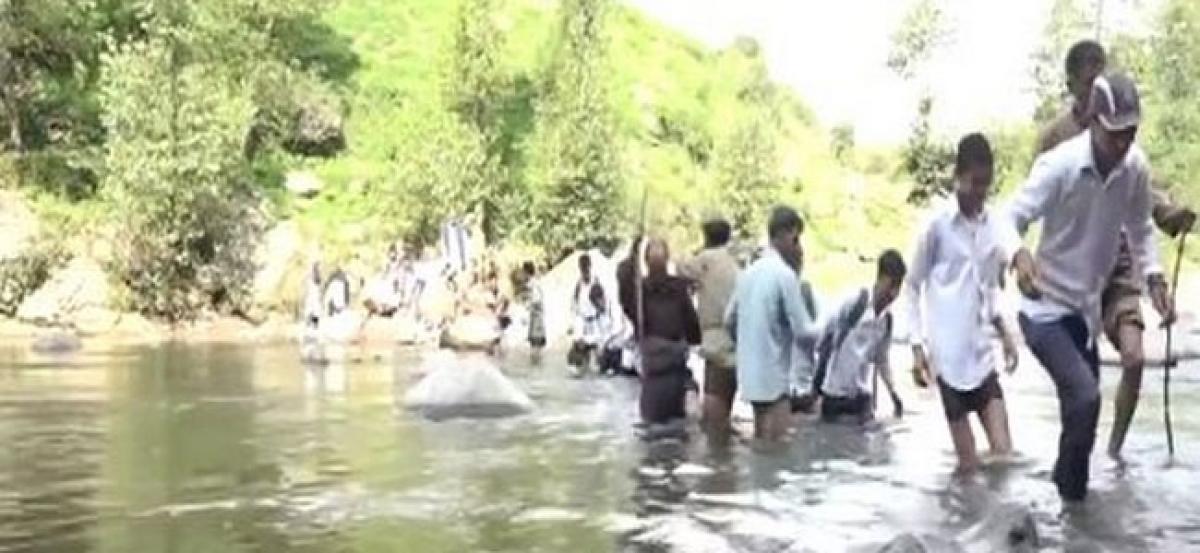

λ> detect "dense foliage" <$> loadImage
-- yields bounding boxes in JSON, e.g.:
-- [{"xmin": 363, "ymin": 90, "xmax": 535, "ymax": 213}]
[{"xmin": 3, "ymin": 0, "xmax": 1200, "ymax": 318}]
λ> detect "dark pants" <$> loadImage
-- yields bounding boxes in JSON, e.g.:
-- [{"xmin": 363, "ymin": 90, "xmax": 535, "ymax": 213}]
[
  {"xmin": 1019, "ymin": 313, "xmax": 1100, "ymax": 501},
  {"xmin": 820, "ymin": 393, "xmax": 872, "ymax": 422},
  {"xmin": 641, "ymin": 369, "xmax": 688, "ymax": 424}
]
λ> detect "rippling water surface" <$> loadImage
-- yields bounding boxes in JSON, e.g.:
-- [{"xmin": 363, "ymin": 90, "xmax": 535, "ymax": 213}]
[{"xmin": 0, "ymin": 343, "xmax": 1198, "ymax": 552}]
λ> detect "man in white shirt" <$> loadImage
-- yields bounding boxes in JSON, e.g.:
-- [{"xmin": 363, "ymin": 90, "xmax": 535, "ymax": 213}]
[
  {"xmin": 1002, "ymin": 74, "xmax": 1175, "ymax": 502},
  {"xmin": 908, "ymin": 134, "xmax": 1019, "ymax": 475},
  {"xmin": 818, "ymin": 249, "xmax": 906, "ymax": 423}
]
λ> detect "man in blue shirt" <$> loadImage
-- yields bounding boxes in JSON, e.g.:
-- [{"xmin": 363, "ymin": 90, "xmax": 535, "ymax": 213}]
[{"xmin": 725, "ymin": 206, "xmax": 818, "ymax": 441}]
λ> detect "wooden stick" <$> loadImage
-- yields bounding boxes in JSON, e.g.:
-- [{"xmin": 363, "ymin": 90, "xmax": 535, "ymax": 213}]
[
  {"xmin": 1164, "ymin": 231, "xmax": 1187, "ymax": 459},
  {"xmin": 635, "ymin": 185, "xmax": 648, "ymax": 344}
]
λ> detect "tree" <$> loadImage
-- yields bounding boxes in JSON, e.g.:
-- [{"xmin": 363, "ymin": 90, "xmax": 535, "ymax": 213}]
[
  {"xmin": 522, "ymin": 0, "xmax": 623, "ymax": 259},
  {"xmin": 100, "ymin": 35, "xmax": 263, "ymax": 320},
  {"xmin": 1029, "ymin": 0, "xmax": 1091, "ymax": 124},
  {"xmin": 715, "ymin": 112, "xmax": 779, "ymax": 240},
  {"xmin": 1138, "ymin": 0, "xmax": 1200, "ymax": 206},
  {"xmin": 886, "ymin": 0, "xmax": 950, "ymax": 81},
  {"xmin": 888, "ymin": 0, "xmax": 953, "ymax": 205},
  {"xmin": 447, "ymin": 0, "xmax": 509, "ymax": 243},
  {"xmin": 901, "ymin": 96, "xmax": 953, "ymax": 204}
]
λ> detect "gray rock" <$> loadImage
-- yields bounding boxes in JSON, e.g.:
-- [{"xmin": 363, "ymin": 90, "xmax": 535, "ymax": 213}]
[
  {"xmin": 32, "ymin": 332, "xmax": 82, "ymax": 354},
  {"xmin": 960, "ymin": 503, "xmax": 1040, "ymax": 553},
  {"xmin": 403, "ymin": 353, "xmax": 533, "ymax": 420},
  {"xmin": 0, "ymin": 191, "xmax": 39, "ymax": 263},
  {"xmin": 872, "ymin": 533, "xmax": 965, "ymax": 553},
  {"xmin": 284, "ymin": 171, "xmax": 323, "ymax": 199},
  {"xmin": 17, "ymin": 257, "xmax": 110, "ymax": 329},
  {"xmin": 438, "ymin": 315, "xmax": 500, "ymax": 352},
  {"xmin": 879, "ymin": 534, "xmax": 928, "ymax": 553},
  {"xmin": 286, "ymin": 102, "xmax": 345, "ymax": 157}
]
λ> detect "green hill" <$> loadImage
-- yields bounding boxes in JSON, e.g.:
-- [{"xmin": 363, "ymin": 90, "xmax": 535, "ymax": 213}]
[{"xmin": 298, "ymin": 0, "xmax": 916, "ymax": 290}]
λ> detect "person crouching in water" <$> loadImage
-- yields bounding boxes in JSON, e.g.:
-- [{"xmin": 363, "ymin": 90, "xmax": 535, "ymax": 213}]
[
  {"xmin": 619, "ymin": 237, "xmax": 701, "ymax": 426},
  {"xmin": 569, "ymin": 254, "xmax": 611, "ymax": 375},
  {"xmin": 817, "ymin": 250, "xmax": 906, "ymax": 424},
  {"xmin": 907, "ymin": 133, "xmax": 1019, "ymax": 475}
]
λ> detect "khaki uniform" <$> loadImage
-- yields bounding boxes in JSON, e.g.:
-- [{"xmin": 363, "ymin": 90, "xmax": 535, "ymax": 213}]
[
  {"xmin": 1036, "ymin": 106, "xmax": 1181, "ymax": 343},
  {"xmin": 679, "ymin": 246, "xmax": 740, "ymax": 396}
]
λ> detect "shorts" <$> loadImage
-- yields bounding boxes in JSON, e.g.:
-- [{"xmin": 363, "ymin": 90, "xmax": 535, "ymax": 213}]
[
  {"xmin": 751, "ymin": 396, "xmax": 788, "ymax": 417},
  {"xmin": 937, "ymin": 372, "xmax": 1004, "ymax": 423},
  {"xmin": 820, "ymin": 393, "xmax": 871, "ymax": 421},
  {"xmin": 1101, "ymin": 265, "xmax": 1145, "ymax": 347}
]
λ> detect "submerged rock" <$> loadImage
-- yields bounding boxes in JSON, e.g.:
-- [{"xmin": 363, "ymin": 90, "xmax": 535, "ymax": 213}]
[
  {"xmin": 403, "ymin": 353, "xmax": 533, "ymax": 420},
  {"xmin": 960, "ymin": 502, "xmax": 1039, "ymax": 552},
  {"xmin": 31, "ymin": 331, "xmax": 82, "ymax": 355},
  {"xmin": 876, "ymin": 533, "xmax": 965, "ymax": 553},
  {"xmin": 17, "ymin": 257, "xmax": 110, "ymax": 329}
]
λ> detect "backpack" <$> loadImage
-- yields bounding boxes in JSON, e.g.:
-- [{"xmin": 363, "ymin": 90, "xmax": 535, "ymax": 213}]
[{"xmin": 811, "ymin": 287, "xmax": 892, "ymax": 395}]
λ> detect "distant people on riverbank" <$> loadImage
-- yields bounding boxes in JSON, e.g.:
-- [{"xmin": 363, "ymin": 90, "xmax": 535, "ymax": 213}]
[
  {"xmin": 303, "ymin": 261, "xmax": 323, "ymax": 330},
  {"xmin": 523, "ymin": 261, "xmax": 547, "ymax": 361},
  {"xmin": 816, "ymin": 249, "xmax": 906, "ymax": 424},
  {"xmin": 569, "ymin": 254, "xmax": 612, "ymax": 375}
]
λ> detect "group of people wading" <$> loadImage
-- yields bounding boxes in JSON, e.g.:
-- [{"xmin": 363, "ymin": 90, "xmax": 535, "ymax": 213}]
[{"xmin": 596, "ymin": 40, "xmax": 1194, "ymax": 504}]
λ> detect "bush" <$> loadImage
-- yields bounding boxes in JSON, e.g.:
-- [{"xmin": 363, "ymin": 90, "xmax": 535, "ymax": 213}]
[
  {"xmin": 0, "ymin": 238, "xmax": 68, "ymax": 317},
  {"xmin": 100, "ymin": 39, "xmax": 265, "ymax": 321}
]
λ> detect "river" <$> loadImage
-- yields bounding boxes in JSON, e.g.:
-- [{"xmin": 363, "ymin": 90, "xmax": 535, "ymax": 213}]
[{"xmin": 0, "ymin": 342, "xmax": 1198, "ymax": 552}]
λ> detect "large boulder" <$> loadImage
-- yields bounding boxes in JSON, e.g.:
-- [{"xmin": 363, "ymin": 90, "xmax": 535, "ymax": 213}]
[
  {"xmin": 439, "ymin": 314, "xmax": 500, "ymax": 352},
  {"xmin": 286, "ymin": 101, "xmax": 346, "ymax": 157},
  {"xmin": 0, "ymin": 191, "xmax": 49, "ymax": 316},
  {"xmin": 16, "ymin": 257, "xmax": 112, "ymax": 332},
  {"xmin": 0, "ymin": 191, "xmax": 38, "ymax": 262},
  {"xmin": 403, "ymin": 352, "xmax": 533, "ymax": 420},
  {"xmin": 251, "ymin": 221, "xmax": 307, "ymax": 314}
]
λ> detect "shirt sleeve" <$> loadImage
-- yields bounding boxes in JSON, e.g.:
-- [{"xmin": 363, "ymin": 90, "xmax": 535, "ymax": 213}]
[
  {"xmin": 1000, "ymin": 152, "xmax": 1063, "ymax": 261},
  {"xmin": 874, "ymin": 316, "xmax": 895, "ymax": 393},
  {"xmin": 676, "ymin": 255, "xmax": 702, "ymax": 282},
  {"xmin": 723, "ymin": 279, "xmax": 738, "ymax": 343},
  {"xmin": 905, "ymin": 219, "xmax": 936, "ymax": 347},
  {"xmin": 779, "ymin": 267, "xmax": 817, "ymax": 374},
  {"xmin": 1125, "ymin": 161, "xmax": 1164, "ymax": 278}
]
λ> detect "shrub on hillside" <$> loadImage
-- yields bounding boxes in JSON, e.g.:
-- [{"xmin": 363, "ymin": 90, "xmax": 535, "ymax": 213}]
[{"xmin": 100, "ymin": 39, "xmax": 265, "ymax": 321}]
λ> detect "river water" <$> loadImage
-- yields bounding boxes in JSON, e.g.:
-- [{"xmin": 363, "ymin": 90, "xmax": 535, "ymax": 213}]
[{"xmin": 0, "ymin": 342, "xmax": 1198, "ymax": 552}]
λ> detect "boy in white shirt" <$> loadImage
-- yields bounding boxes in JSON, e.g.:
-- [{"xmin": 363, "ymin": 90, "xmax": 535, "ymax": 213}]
[{"xmin": 907, "ymin": 133, "xmax": 1019, "ymax": 475}]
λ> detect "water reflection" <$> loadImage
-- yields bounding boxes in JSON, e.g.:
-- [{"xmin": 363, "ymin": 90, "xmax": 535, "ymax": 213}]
[{"xmin": 0, "ymin": 344, "xmax": 1198, "ymax": 552}]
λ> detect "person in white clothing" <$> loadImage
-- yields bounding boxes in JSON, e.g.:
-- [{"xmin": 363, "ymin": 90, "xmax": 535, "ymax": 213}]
[
  {"xmin": 907, "ymin": 133, "xmax": 1020, "ymax": 475},
  {"xmin": 1002, "ymin": 74, "xmax": 1174, "ymax": 502},
  {"xmin": 818, "ymin": 250, "xmax": 906, "ymax": 424}
]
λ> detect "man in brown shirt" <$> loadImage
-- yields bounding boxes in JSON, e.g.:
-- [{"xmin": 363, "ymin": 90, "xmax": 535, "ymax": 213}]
[
  {"xmin": 678, "ymin": 215, "xmax": 741, "ymax": 432},
  {"xmin": 618, "ymin": 237, "xmax": 702, "ymax": 426},
  {"xmin": 1036, "ymin": 40, "xmax": 1195, "ymax": 460}
]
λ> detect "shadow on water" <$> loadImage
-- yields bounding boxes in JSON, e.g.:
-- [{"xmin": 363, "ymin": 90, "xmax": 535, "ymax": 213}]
[{"xmin": 0, "ymin": 343, "xmax": 1199, "ymax": 552}]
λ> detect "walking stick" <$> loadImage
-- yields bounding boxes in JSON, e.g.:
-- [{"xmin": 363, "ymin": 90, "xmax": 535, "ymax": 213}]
[
  {"xmin": 1164, "ymin": 231, "xmax": 1187, "ymax": 459},
  {"xmin": 635, "ymin": 184, "xmax": 648, "ymax": 345}
]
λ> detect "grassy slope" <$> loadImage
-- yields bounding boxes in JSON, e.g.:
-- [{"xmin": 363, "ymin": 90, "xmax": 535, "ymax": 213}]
[{"xmin": 307, "ymin": 0, "xmax": 917, "ymax": 290}]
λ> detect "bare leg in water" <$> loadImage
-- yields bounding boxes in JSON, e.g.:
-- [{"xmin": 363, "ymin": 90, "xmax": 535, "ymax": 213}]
[{"xmin": 1108, "ymin": 321, "xmax": 1145, "ymax": 460}]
